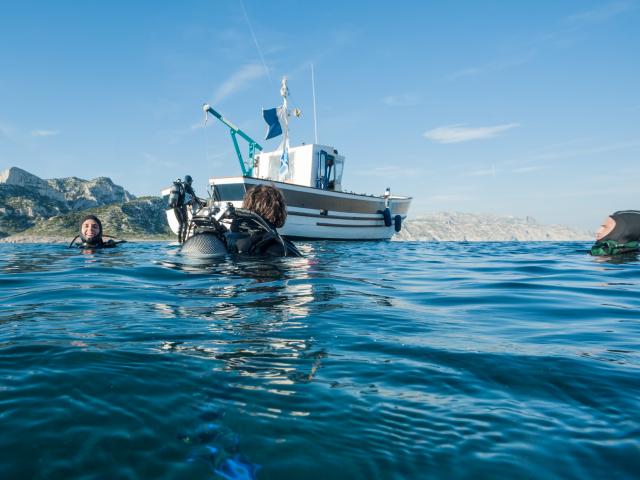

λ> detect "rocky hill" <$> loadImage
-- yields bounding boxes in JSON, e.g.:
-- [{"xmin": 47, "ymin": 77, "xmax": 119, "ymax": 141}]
[
  {"xmin": 0, "ymin": 167, "xmax": 135, "ymax": 237},
  {"xmin": 396, "ymin": 212, "xmax": 592, "ymax": 241},
  {"xmin": 16, "ymin": 196, "xmax": 171, "ymax": 240},
  {"xmin": 1, "ymin": 166, "xmax": 594, "ymax": 243}
]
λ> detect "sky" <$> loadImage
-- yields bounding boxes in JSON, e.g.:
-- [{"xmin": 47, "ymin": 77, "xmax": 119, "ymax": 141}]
[{"xmin": 0, "ymin": 0, "xmax": 638, "ymax": 230}]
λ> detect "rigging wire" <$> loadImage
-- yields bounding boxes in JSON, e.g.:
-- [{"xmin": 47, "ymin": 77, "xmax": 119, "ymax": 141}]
[{"xmin": 239, "ymin": 0, "xmax": 273, "ymax": 85}]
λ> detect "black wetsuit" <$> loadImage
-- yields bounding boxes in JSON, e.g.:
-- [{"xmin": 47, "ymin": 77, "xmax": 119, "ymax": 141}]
[
  {"xmin": 174, "ymin": 182, "xmax": 199, "ymax": 243},
  {"xmin": 70, "ymin": 238, "xmax": 123, "ymax": 249},
  {"xmin": 224, "ymin": 216, "xmax": 301, "ymax": 257}
]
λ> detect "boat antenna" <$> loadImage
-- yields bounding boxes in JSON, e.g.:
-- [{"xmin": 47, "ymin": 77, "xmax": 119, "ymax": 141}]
[{"xmin": 311, "ymin": 63, "xmax": 318, "ymax": 144}]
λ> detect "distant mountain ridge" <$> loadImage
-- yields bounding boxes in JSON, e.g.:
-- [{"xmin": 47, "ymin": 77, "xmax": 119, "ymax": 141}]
[
  {"xmin": 0, "ymin": 167, "xmax": 167, "ymax": 239},
  {"xmin": 396, "ymin": 212, "xmax": 592, "ymax": 241},
  {"xmin": 1, "ymin": 166, "xmax": 592, "ymax": 242}
]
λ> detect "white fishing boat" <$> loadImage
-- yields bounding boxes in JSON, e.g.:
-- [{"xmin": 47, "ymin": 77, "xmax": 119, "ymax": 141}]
[{"xmin": 164, "ymin": 78, "xmax": 411, "ymax": 241}]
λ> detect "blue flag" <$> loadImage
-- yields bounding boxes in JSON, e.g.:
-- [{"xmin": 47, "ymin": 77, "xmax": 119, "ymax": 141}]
[{"xmin": 262, "ymin": 108, "xmax": 282, "ymax": 140}]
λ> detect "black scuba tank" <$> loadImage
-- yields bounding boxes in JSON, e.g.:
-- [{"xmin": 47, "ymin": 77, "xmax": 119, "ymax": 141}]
[{"xmin": 168, "ymin": 180, "xmax": 184, "ymax": 208}]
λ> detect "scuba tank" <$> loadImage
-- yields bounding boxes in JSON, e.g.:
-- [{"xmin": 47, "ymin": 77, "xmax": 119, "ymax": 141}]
[{"xmin": 168, "ymin": 179, "xmax": 184, "ymax": 208}]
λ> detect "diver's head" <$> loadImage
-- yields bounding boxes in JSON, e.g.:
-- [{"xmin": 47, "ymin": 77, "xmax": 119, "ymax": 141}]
[
  {"xmin": 80, "ymin": 215, "xmax": 103, "ymax": 245},
  {"xmin": 596, "ymin": 216, "xmax": 616, "ymax": 241},
  {"xmin": 597, "ymin": 210, "xmax": 640, "ymax": 243},
  {"xmin": 242, "ymin": 184, "xmax": 287, "ymax": 228},
  {"xmin": 184, "ymin": 175, "xmax": 193, "ymax": 185}
]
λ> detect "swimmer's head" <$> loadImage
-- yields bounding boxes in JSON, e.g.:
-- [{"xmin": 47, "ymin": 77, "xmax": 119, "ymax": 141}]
[
  {"xmin": 595, "ymin": 216, "xmax": 616, "ymax": 241},
  {"xmin": 597, "ymin": 210, "xmax": 640, "ymax": 243},
  {"xmin": 242, "ymin": 185, "xmax": 287, "ymax": 228},
  {"xmin": 80, "ymin": 215, "xmax": 103, "ymax": 245}
]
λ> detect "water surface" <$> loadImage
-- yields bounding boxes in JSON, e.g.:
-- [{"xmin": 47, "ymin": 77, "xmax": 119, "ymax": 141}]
[{"xmin": 1, "ymin": 241, "xmax": 638, "ymax": 479}]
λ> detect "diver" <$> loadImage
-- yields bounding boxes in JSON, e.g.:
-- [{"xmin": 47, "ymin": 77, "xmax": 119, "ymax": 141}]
[
  {"xmin": 591, "ymin": 210, "xmax": 640, "ymax": 256},
  {"xmin": 69, "ymin": 215, "xmax": 126, "ymax": 249},
  {"xmin": 224, "ymin": 185, "xmax": 300, "ymax": 257},
  {"xmin": 169, "ymin": 175, "xmax": 206, "ymax": 243},
  {"xmin": 179, "ymin": 185, "xmax": 301, "ymax": 257}
]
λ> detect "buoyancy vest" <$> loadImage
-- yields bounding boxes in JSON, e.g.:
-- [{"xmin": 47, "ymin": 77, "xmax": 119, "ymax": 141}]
[
  {"xmin": 590, "ymin": 240, "xmax": 640, "ymax": 256},
  {"xmin": 223, "ymin": 210, "xmax": 301, "ymax": 257},
  {"xmin": 69, "ymin": 236, "xmax": 126, "ymax": 249}
]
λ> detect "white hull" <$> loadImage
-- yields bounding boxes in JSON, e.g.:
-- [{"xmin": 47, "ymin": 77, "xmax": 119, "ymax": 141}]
[{"xmin": 209, "ymin": 176, "xmax": 411, "ymax": 240}]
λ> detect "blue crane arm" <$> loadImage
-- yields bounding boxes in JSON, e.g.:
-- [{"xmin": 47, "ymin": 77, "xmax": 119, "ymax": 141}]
[{"xmin": 203, "ymin": 104, "xmax": 262, "ymax": 177}]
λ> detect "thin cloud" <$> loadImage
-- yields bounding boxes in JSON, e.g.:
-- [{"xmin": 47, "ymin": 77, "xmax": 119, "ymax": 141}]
[
  {"xmin": 428, "ymin": 194, "xmax": 469, "ymax": 203},
  {"xmin": 383, "ymin": 93, "xmax": 421, "ymax": 107},
  {"xmin": 142, "ymin": 152, "xmax": 177, "ymax": 169},
  {"xmin": 424, "ymin": 123, "xmax": 520, "ymax": 144},
  {"xmin": 532, "ymin": 140, "xmax": 640, "ymax": 161},
  {"xmin": 513, "ymin": 165, "xmax": 549, "ymax": 174},
  {"xmin": 212, "ymin": 64, "xmax": 266, "ymax": 104},
  {"xmin": 0, "ymin": 124, "xmax": 12, "ymax": 140},
  {"xmin": 30, "ymin": 130, "xmax": 60, "ymax": 137},
  {"xmin": 466, "ymin": 166, "xmax": 497, "ymax": 177},
  {"xmin": 449, "ymin": 2, "xmax": 632, "ymax": 80},
  {"xmin": 449, "ymin": 53, "xmax": 533, "ymax": 80},
  {"xmin": 359, "ymin": 165, "xmax": 422, "ymax": 178},
  {"xmin": 565, "ymin": 1, "xmax": 634, "ymax": 26}
]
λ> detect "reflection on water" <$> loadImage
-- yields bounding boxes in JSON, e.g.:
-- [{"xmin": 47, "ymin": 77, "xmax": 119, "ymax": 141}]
[{"xmin": 0, "ymin": 241, "xmax": 639, "ymax": 479}]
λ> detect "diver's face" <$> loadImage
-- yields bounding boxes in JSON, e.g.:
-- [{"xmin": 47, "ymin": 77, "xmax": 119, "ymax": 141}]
[
  {"xmin": 595, "ymin": 216, "xmax": 616, "ymax": 241},
  {"xmin": 81, "ymin": 219, "xmax": 100, "ymax": 239}
]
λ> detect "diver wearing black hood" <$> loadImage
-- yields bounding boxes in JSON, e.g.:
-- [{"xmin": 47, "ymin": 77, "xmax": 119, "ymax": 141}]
[
  {"xmin": 591, "ymin": 210, "xmax": 640, "ymax": 256},
  {"xmin": 69, "ymin": 215, "xmax": 126, "ymax": 249}
]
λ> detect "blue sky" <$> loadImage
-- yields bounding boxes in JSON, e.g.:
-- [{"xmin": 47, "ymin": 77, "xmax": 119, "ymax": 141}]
[{"xmin": 1, "ymin": 1, "xmax": 638, "ymax": 229}]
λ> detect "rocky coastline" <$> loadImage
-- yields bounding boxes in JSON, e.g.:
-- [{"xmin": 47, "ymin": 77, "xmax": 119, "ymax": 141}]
[{"xmin": 1, "ymin": 166, "xmax": 593, "ymax": 243}]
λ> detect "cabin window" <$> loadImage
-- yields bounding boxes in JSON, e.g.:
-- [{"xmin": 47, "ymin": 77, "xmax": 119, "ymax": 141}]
[{"xmin": 316, "ymin": 150, "xmax": 342, "ymax": 190}]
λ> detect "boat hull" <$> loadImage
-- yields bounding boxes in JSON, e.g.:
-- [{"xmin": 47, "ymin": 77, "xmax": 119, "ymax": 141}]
[{"xmin": 210, "ymin": 176, "xmax": 411, "ymax": 240}]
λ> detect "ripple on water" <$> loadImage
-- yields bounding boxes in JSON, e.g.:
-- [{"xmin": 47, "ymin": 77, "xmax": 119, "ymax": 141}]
[{"xmin": 0, "ymin": 241, "xmax": 639, "ymax": 479}]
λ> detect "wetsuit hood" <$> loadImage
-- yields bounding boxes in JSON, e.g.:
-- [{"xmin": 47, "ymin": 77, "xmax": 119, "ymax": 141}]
[
  {"xmin": 600, "ymin": 210, "xmax": 640, "ymax": 244},
  {"xmin": 79, "ymin": 215, "xmax": 103, "ymax": 245}
]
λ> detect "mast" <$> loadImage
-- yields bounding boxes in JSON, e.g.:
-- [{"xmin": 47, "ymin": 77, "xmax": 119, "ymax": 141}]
[
  {"xmin": 279, "ymin": 77, "xmax": 290, "ymax": 181},
  {"xmin": 280, "ymin": 77, "xmax": 289, "ymax": 147}
]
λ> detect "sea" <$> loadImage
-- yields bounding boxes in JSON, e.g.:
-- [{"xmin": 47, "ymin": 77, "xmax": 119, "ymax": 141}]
[{"xmin": 0, "ymin": 241, "xmax": 638, "ymax": 480}]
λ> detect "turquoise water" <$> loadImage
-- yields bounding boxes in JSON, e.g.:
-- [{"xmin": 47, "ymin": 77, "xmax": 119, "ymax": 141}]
[{"xmin": 0, "ymin": 241, "xmax": 638, "ymax": 479}]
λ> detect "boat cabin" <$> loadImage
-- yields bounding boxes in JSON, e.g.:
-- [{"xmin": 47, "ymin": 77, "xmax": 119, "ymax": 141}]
[{"xmin": 252, "ymin": 143, "xmax": 345, "ymax": 191}]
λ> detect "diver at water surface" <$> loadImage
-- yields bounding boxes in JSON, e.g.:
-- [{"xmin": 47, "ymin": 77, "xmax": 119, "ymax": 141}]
[
  {"xmin": 69, "ymin": 215, "xmax": 126, "ymax": 249},
  {"xmin": 591, "ymin": 210, "xmax": 640, "ymax": 256},
  {"xmin": 224, "ymin": 184, "xmax": 300, "ymax": 257},
  {"xmin": 170, "ymin": 175, "xmax": 206, "ymax": 243},
  {"xmin": 179, "ymin": 185, "xmax": 301, "ymax": 257}
]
